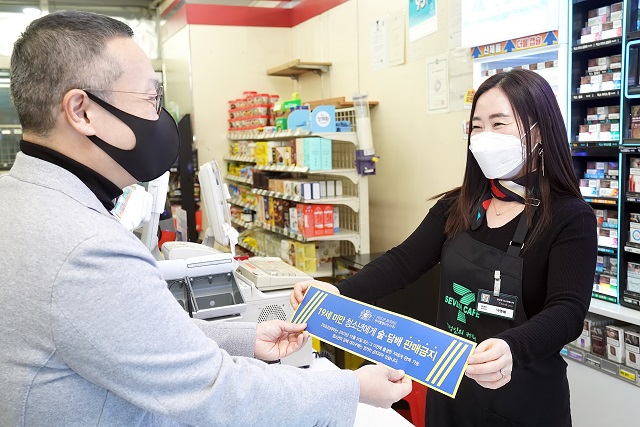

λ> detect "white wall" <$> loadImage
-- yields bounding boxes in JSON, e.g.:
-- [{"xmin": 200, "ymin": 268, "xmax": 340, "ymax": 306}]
[
  {"xmin": 162, "ymin": 0, "xmax": 471, "ymax": 251},
  {"xmin": 292, "ymin": 0, "xmax": 470, "ymax": 252},
  {"xmin": 162, "ymin": 26, "xmax": 194, "ymax": 119},
  {"xmin": 187, "ymin": 25, "xmax": 293, "ymax": 167}
]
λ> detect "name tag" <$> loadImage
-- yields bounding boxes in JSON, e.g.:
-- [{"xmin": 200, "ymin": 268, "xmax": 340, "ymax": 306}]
[
  {"xmin": 293, "ymin": 285, "xmax": 476, "ymax": 398},
  {"xmin": 477, "ymin": 289, "xmax": 517, "ymax": 320}
]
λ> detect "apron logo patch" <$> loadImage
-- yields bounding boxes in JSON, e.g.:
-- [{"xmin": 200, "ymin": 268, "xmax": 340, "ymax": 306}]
[{"xmin": 443, "ymin": 283, "xmax": 480, "ymax": 324}]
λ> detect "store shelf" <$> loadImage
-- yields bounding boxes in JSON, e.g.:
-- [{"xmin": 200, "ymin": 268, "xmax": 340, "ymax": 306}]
[
  {"xmin": 235, "ymin": 240, "xmax": 333, "ymax": 278},
  {"xmin": 596, "ymin": 266, "xmax": 617, "ymax": 276},
  {"xmin": 309, "ymin": 262, "xmax": 334, "ymax": 278},
  {"xmin": 583, "ymin": 197, "xmax": 618, "ymax": 205},
  {"xmin": 252, "ymin": 188, "xmax": 360, "ymax": 212},
  {"xmin": 223, "ymin": 155, "xmax": 256, "ymax": 163},
  {"xmin": 305, "ymin": 96, "xmax": 378, "ymax": 110},
  {"xmin": 224, "ymin": 101, "xmax": 371, "ymax": 257},
  {"xmin": 622, "ymin": 139, "xmax": 640, "ymax": 147},
  {"xmin": 589, "ymin": 297, "xmax": 640, "ymax": 326},
  {"xmin": 225, "ymin": 174, "xmax": 253, "ymax": 185},
  {"xmin": 227, "ymin": 197, "xmax": 256, "ymax": 211},
  {"xmin": 625, "ymin": 245, "xmax": 640, "ymax": 255},
  {"xmin": 571, "ymin": 143, "xmax": 619, "ymax": 157},
  {"xmin": 266, "ymin": 59, "xmax": 331, "ymax": 78},
  {"xmin": 571, "ymin": 37, "xmax": 622, "ymax": 53},
  {"xmin": 626, "ymin": 195, "xmax": 640, "ymax": 203},
  {"xmin": 561, "ymin": 345, "xmax": 640, "ymax": 387},
  {"xmin": 309, "ymin": 168, "xmax": 359, "ymax": 184},
  {"xmin": 231, "ymin": 217, "xmax": 254, "ymax": 229},
  {"xmin": 238, "ymin": 240, "xmax": 266, "ymax": 257},
  {"xmin": 255, "ymin": 164, "xmax": 310, "ymax": 173},
  {"xmin": 598, "ymin": 246, "xmax": 617, "ymax": 255},
  {"xmin": 228, "ymin": 129, "xmax": 311, "ymax": 140},
  {"xmin": 571, "ymin": 90, "xmax": 620, "ymax": 101},
  {"xmin": 254, "ymin": 220, "xmax": 359, "ymax": 246},
  {"xmin": 592, "ymin": 292, "xmax": 618, "ymax": 304},
  {"xmin": 227, "ymin": 130, "xmax": 358, "ymax": 146}
]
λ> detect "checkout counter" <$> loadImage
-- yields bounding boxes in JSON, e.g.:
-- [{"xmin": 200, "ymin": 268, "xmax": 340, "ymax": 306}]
[{"xmin": 310, "ymin": 356, "xmax": 414, "ymax": 427}]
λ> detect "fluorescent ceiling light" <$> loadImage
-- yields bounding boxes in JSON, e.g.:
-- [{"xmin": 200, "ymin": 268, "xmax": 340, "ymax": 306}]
[{"xmin": 22, "ymin": 7, "xmax": 41, "ymax": 16}]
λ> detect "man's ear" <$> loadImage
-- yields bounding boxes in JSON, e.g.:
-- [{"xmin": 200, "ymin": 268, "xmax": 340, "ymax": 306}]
[{"xmin": 62, "ymin": 89, "xmax": 97, "ymax": 136}]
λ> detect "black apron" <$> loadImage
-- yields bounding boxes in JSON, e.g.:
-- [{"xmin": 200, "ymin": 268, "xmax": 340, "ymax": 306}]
[{"xmin": 426, "ymin": 212, "xmax": 571, "ymax": 427}]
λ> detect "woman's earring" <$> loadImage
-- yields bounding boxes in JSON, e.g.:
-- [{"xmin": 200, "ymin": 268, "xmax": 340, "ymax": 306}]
[{"xmin": 538, "ymin": 147, "xmax": 544, "ymax": 176}]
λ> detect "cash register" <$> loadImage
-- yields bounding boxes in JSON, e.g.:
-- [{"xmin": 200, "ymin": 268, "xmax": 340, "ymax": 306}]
[{"xmin": 149, "ymin": 160, "xmax": 313, "ymax": 366}]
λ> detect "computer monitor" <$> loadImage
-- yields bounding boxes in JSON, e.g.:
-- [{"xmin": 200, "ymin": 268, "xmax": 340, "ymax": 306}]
[
  {"xmin": 137, "ymin": 171, "xmax": 170, "ymax": 259},
  {"xmin": 198, "ymin": 160, "xmax": 238, "ymax": 255}
]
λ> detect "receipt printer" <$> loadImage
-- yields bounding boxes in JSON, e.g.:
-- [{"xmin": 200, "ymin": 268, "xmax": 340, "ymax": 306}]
[{"xmin": 236, "ymin": 257, "xmax": 312, "ymax": 291}]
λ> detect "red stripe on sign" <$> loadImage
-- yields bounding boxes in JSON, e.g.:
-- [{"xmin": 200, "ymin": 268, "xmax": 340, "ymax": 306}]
[
  {"xmin": 161, "ymin": 4, "xmax": 188, "ymax": 41},
  {"xmin": 160, "ymin": 0, "xmax": 184, "ymax": 19},
  {"xmin": 185, "ymin": 4, "xmax": 292, "ymax": 27},
  {"xmin": 290, "ymin": 0, "xmax": 350, "ymax": 26},
  {"xmin": 180, "ymin": 0, "xmax": 351, "ymax": 28}
]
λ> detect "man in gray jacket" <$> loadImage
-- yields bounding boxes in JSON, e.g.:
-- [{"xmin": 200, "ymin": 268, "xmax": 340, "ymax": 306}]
[{"xmin": 0, "ymin": 11, "xmax": 411, "ymax": 427}]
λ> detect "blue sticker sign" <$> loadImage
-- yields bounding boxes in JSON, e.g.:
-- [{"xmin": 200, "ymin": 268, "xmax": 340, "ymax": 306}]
[{"xmin": 292, "ymin": 286, "xmax": 476, "ymax": 398}]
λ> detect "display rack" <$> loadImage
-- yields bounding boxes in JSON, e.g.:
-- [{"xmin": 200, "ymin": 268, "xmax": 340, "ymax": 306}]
[
  {"xmin": 223, "ymin": 107, "xmax": 371, "ymax": 277},
  {"xmin": 569, "ymin": 0, "xmax": 624, "ymax": 305},
  {"xmin": 562, "ymin": 343, "xmax": 640, "ymax": 387},
  {"xmin": 266, "ymin": 59, "xmax": 332, "ymax": 78}
]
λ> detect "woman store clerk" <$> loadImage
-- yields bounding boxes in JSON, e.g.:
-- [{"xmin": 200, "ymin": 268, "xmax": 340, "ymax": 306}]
[{"xmin": 291, "ymin": 69, "xmax": 597, "ymax": 426}]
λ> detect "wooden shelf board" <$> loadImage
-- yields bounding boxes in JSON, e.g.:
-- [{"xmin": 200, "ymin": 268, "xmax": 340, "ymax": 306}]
[
  {"xmin": 305, "ymin": 96, "xmax": 379, "ymax": 110},
  {"xmin": 267, "ymin": 59, "xmax": 332, "ymax": 77}
]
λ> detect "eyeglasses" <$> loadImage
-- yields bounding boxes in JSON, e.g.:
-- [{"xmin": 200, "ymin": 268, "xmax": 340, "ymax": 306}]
[{"xmin": 84, "ymin": 84, "xmax": 164, "ymax": 115}]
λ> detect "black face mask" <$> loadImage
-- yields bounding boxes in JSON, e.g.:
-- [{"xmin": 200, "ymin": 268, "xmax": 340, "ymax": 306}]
[{"xmin": 85, "ymin": 92, "xmax": 179, "ymax": 182}]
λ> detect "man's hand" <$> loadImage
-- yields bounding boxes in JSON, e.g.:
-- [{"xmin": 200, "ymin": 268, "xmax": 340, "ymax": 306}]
[
  {"xmin": 464, "ymin": 338, "xmax": 513, "ymax": 389},
  {"xmin": 290, "ymin": 280, "xmax": 339, "ymax": 310},
  {"xmin": 354, "ymin": 364, "xmax": 412, "ymax": 408},
  {"xmin": 254, "ymin": 320, "xmax": 309, "ymax": 361}
]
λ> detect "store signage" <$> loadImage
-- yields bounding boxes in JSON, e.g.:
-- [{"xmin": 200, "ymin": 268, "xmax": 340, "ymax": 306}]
[
  {"xmin": 292, "ymin": 285, "xmax": 476, "ymax": 397},
  {"xmin": 471, "ymin": 30, "xmax": 559, "ymax": 59}
]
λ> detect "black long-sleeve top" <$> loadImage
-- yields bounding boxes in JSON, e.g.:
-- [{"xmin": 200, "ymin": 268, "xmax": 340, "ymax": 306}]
[{"xmin": 336, "ymin": 196, "xmax": 597, "ymax": 368}]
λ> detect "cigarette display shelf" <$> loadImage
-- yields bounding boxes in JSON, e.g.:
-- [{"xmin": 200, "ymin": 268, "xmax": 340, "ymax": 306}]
[
  {"xmin": 571, "ymin": 90, "xmax": 620, "ymax": 101},
  {"xmin": 629, "ymin": 30, "xmax": 640, "ymax": 41},
  {"xmin": 571, "ymin": 143, "xmax": 620, "ymax": 158},
  {"xmin": 583, "ymin": 196, "xmax": 618, "ymax": 205},
  {"xmin": 251, "ymin": 188, "xmax": 360, "ymax": 212},
  {"xmin": 598, "ymin": 246, "xmax": 617, "ymax": 255},
  {"xmin": 561, "ymin": 344, "xmax": 640, "ymax": 387},
  {"xmin": 572, "ymin": 36, "xmax": 622, "ymax": 52},
  {"xmin": 569, "ymin": 0, "xmax": 627, "ymax": 309},
  {"xmin": 624, "ymin": 245, "xmax": 640, "ymax": 254}
]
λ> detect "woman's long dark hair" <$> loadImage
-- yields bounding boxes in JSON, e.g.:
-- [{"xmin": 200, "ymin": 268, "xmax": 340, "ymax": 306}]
[{"xmin": 441, "ymin": 69, "xmax": 583, "ymax": 246}]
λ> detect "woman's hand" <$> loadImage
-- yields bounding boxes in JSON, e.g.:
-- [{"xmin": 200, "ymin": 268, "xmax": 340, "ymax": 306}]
[
  {"xmin": 254, "ymin": 320, "xmax": 309, "ymax": 361},
  {"xmin": 290, "ymin": 280, "xmax": 340, "ymax": 310},
  {"xmin": 464, "ymin": 338, "xmax": 513, "ymax": 389}
]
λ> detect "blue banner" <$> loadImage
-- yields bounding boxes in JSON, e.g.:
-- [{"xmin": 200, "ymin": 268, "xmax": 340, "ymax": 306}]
[{"xmin": 292, "ymin": 285, "xmax": 476, "ymax": 398}]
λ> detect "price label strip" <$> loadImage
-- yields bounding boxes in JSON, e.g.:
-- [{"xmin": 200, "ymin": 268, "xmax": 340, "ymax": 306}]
[{"xmin": 292, "ymin": 285, "xmax": 476, "ymax": 398}]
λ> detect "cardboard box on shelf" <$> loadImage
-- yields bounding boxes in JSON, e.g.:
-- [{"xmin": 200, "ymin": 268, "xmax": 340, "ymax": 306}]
[
  {"xmin": 624, "ymin": 327, "xmax": 640, "ymax": 369},
  {"xmin": 606, "ymin": 325, "xmax": 626, "ymax": 363}
]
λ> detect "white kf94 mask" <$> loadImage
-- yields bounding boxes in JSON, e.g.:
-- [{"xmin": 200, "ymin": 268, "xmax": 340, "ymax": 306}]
[{"xmin": 469, "ymin": 123, "xmax": 538, "ymax": 179}]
